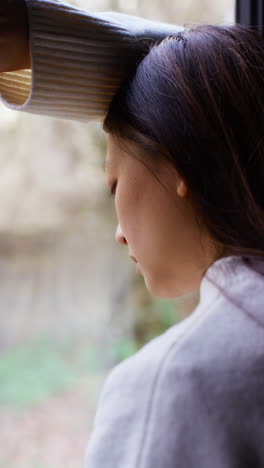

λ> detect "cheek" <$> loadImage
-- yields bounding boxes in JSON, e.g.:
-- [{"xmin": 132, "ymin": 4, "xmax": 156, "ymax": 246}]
[
  {"xmin": 140, "ymin": 195, "xmax": 192, "ymax": 270},
  {"xmin": 115, "ymin": 182, "xmax": 139, "ymax": 243}
]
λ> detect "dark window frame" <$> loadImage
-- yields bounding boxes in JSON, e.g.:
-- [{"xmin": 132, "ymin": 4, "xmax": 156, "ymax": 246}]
[{"xmin": 236, "ymin": 0, "xmax": 263, "ymax": 33}]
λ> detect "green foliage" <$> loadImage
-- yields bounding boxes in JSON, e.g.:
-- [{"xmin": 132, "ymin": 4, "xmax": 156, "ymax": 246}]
[
  {"xmin": 153, "ymin": 297, "xmax": 182, "ymax": 329},
  {"xmin": 107, "ymin": 338, "xmax": 138, "ymax": 363},
  {"xmin": 133, "ymin": 297, "xmax": 182, "ymax": 348},
  {"xmin": 105, "ymin": 297, "xmax": 184, "ymax": 366},
  {"xmin": 0, "ymin": 299, "xmax": 184, "ymax": 409},
  {"xmin": 0, "ymin": 338, "xmax": 103, "ymax": 409}
]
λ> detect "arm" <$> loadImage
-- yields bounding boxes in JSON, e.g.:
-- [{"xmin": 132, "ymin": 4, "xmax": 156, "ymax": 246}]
[
  {"xmin": 0, "ymin": 0, "xmax": 182, "ymax": 122},
  {"xmin": 0, "ymin": 0, "xmax": 30, "ymax": 72}
]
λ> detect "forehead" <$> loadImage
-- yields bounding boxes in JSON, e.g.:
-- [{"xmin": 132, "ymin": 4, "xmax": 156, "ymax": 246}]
[
  {"xmin": 105, "ymin": 135, "xmax": 126, "ymax": 171},
  {"xmin": 105, "ymin": 135, "xmax": 118, "ymax": 160},
  {"xmin": 105, "ymin": 134, "xmax": 155, "ymax": 175}
]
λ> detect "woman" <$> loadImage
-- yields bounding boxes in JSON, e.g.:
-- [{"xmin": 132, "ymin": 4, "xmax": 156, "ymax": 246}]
[
  {"xmin": 2, "ymin": 1, "xmax": 264, "ymax": 467},
  {"xmin": 86, "ymin": 24, "xmax": 264, "ymax": 468}
]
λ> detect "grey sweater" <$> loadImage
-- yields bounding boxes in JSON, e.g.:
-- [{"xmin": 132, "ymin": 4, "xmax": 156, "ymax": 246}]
[{"xmin": 85, "ymin": 255, "xmax": 264, "ymax": 467}]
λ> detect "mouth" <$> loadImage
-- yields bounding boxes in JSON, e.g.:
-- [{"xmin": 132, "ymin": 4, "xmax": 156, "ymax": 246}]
[
  {"xmin": 130, "ymin": 256, "xmax": 137, "ymax": 264},
  {"xmin": 130, "ymin": 255, "xmax": 142, "ymax": 274}
]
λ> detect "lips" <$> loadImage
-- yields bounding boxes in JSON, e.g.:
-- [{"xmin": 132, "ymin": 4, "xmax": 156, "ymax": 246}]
[{"xmin": 130, "ymin": 255, "xmax": 141, "ymax": 274}]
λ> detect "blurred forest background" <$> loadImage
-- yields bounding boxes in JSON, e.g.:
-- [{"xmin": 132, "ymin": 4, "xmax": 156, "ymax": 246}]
[{"xmin": 0, "ymin": 1, "xmax": 235, "ymax": 467}]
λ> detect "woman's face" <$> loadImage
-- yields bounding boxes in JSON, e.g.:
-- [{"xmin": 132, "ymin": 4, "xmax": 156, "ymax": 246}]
[{"xmin": 105, "ymin": 134, "xmax": 217, "ymax": 298}]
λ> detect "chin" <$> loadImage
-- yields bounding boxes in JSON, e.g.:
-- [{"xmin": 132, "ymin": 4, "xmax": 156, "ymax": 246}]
[
  {"xmin": 144, "ymin": 276, "xmax": 183, "ymax": 299},
  {"xmin": 145, "ymin": 273, "xmax": 197, "ymax": 299}
]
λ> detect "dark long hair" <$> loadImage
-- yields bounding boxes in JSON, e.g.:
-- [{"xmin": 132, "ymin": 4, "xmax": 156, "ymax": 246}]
[{"xmin": 103, "ymin": 24, "xmax": 264, "ymax": 278}]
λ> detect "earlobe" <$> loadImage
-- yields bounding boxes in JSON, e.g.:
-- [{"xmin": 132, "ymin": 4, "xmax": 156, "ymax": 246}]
[{"xmin": 177, "ymin": 179, "xmax": 188, "ymax": 197}]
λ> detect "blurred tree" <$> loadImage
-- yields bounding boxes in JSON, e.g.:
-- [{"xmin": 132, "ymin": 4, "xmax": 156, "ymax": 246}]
[{"xmin": 0, "ymin": 0, "xmax": 234, "ymax": 351}]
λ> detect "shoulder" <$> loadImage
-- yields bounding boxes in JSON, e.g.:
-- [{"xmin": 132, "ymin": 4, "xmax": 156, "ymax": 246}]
[
  {"xmin": 101, "ymin": 279, "xmax": 264, "ymax": 415},
  {"xmin": 87, "ymin": 259, "xmax": 264, "ymax": 466},
  {"xmin": 88, "ymin": 275, "xmax": 264, "ymax": 466}
]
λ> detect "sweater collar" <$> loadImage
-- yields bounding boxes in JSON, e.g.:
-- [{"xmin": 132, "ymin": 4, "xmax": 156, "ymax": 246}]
[{"xmin": 198, "ymin": 254, "xmax": 264, "ymax": 309}]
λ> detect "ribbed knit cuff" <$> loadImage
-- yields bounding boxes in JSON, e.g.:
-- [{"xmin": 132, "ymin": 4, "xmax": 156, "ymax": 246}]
[{"xmin": 0, "ymin": 0, "xmax": 182, "ymax": 122}]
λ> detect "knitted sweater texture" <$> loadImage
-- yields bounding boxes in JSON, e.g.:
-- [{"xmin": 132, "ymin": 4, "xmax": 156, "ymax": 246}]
[
  {"xmin": 85, "ymin": 255, "xmax": 264, "ymax": 468},
  {"xmin": 0, "ymin": 0, "xmax": 182, "ymax": 121}
]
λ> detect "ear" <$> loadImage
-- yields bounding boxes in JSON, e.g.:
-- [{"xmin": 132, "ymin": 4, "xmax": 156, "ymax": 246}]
[{"xmin": 177, "ymin": 178, "xmax": 188, "ymax": 197}]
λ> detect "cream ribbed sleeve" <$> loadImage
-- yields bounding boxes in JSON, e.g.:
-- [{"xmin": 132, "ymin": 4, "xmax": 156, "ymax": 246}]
[{"xmin": 0, "ymin": 0, "xmax": 182, "ymax": 122}]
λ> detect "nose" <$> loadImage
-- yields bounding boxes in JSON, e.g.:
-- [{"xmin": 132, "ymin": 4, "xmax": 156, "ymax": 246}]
[{"xmin": 115, "ymin": 224, "xmax": 127, "ymax": 246}]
